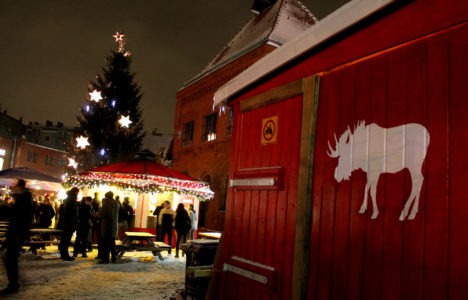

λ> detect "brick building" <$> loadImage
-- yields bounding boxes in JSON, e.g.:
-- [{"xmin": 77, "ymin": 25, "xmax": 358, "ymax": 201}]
[
  {"xmin": 0, "ymin": 111, "xmax": 72, "ymax": 179},
  {"xmin": 172, "ymin": 0, "xmax": 316, "ymax": 230}
]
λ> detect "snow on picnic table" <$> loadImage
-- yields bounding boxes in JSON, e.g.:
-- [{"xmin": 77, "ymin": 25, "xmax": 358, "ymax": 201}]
[{"xmin": 0, "ymin": 247, "xmax": 186, "ymax": 299}]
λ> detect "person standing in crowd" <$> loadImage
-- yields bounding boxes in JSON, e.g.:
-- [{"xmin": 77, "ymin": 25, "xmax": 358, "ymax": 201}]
[
  {"xmin": 1, "ymin": 179, "xmax": 33, "ymax": 295},
  {"xmin": 73, "ymin": 196, "xmax": 94, "ymax": 258},
  {"xmin": 159, "ymin": 200, "xmax": 174, "ymax": 254},
  {"xmin": 91, "ymin": 192, "xmax": 102, "ymax": 258},
  {"xmin": 53, "ymin": 197, "xmax": 62, "ymax": 228},
  {"xmin": 37, "ymin": 196, "xmax": 55, "ymax": 229},
  {"xmin": 118, "ymin": 197, "xmax": 133, "ymax": 240},
  {"xmin": 58, "ymin": 187, "xmax": 79, "ymax": 261},
  {"xmin": 36, "ymin": 195, "xmax": 56, "ymax": 250},
  {"xmin": 153, "ymin": 201, "xmax": 164, "ymax": 241},
  {"xmin": 99, "ymin": 191, "xmax": 119, "ymax": 264},
  {"xmin": 175, "ymin": 203, "xmax": 191, "ymax": 258},
  {"xmin": 188, "ymin": 204, "xmax": 198, "ymax": 240}
]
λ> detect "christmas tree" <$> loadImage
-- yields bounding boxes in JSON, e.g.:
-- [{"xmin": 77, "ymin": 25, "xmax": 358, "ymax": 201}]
[{"xmin": 70, "ymin": 32, "xmax": 145, "ymax": 171}]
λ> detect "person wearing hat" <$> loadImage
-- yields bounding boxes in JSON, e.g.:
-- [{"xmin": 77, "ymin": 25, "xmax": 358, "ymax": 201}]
[
  {"xmin": 1, "ymin": 179, "xmax": 33, "ymax": 295},
  {"xmin": 58, "ymin": 187, "xmax": 80, "ymax": 261}
]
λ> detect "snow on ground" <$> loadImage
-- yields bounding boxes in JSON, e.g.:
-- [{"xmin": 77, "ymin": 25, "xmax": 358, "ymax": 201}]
[{"xmin": 0, "ymin": 246, "xmax": 186, "ymax": 299}]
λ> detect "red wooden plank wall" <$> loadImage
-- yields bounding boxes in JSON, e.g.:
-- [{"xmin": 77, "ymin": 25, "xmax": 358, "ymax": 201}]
[
  {"xmin": 308, "ymin": 24, "xmax": 468, "ymax": 300},
  {"xmin": 219, "ymin": 95, "xmax": 303, "ymax": 300}
]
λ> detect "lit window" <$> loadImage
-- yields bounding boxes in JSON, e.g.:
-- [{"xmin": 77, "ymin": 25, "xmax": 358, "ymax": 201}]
[{"xmin": 202, "ymin": 114, "xmax": 217, "ymax": 142}]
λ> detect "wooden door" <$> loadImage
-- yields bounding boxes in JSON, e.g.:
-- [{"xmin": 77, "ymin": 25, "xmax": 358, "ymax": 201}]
[{"xmin": 218, "ymin": 78, "xmax": 313, "ymax": 300}]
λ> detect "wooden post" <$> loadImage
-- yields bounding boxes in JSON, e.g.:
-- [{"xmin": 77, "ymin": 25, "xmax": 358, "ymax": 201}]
[{"xmin": 291, "ymin": 75, "xmax": 320, "ymax": 300}]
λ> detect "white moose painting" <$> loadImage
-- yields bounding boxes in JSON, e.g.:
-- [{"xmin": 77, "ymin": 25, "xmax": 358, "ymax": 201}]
[{"xmin": 327, "ymin": 121, "xmax": 430, "ymax": 221}]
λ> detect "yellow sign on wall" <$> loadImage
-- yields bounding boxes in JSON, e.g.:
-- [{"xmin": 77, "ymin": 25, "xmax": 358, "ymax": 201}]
[{"xmin": 261, "ymin": 116, "xmax": 278, "ymax": 145}]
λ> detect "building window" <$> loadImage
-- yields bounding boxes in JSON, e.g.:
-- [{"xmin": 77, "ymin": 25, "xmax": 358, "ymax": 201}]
[
  {"xmin": 202, "ymin": 113, "xmax": 217, "ymax": 142},
  {"xmin": 182, "ymin": 121, "xmax": 194, "ymax": 147},
  {"xmin": 46, "ymin": 155, "xmax": 54, "ymax": 166},
  {"xmin": 227, "ymin": 109, "xmax": 233, "ymax": 136},
  {"xmin": 33, "ymin": 153, "xmax": 38, "ymax": 163},
  {"xmin": 27, "ymin": 151, "xmax": 33, "ymax": 162}
]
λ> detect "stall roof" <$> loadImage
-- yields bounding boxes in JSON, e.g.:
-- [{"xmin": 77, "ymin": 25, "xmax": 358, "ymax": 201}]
[
  {"xmin": 63, "ymin": 158, "xmax": 214, "ymax": 200},
  {"xmin": 213, "ymin": 0, "xmax": 396, "ymax": 106}
]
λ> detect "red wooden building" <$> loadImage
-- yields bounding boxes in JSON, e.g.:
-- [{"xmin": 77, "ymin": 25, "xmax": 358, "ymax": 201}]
[
  {"xmin": 211, "ymin": 0, "xmax": 467, "ymax": 299},
  {"xmin": 173, "ymin": 0, "xmax": 316, "ymax": 231}
]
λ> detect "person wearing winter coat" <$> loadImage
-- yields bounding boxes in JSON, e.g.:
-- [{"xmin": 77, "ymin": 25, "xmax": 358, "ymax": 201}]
[
  {"xmin": 98, "ymin": 191, "xmax": 119, "ymax": 264},
  {"xmin": 158, "ymin": 200, "xmax": 174, "ymax": 254},
  {"xmin": 188, "ymin": 204, "xmax": 198, "ymax": 240},
  {"xmin": 58, "ymin": 187, "xmax": 79, "ymax": 261},
  {"xmin": 73, "ymin": 196, "xmax": 94, "ymax": 258},
  {"xmin": 37, "ymin": 196, "xmax": 55, "ymax": 229},
  {"xmin": 0, "ymin": 179, "xmax": 33, "ymax": 295},
  {"xmin": 118, "ymin": 197, "xmax": 133, "ymax": 240},
  {"xmin": 174, "ymin": 203, "xmax": 191, "ymax": 258}
]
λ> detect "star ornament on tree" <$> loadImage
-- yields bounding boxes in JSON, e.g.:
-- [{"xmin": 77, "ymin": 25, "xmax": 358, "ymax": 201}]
[
  {"xmin": 76, "ymin": 135, "xmax": 90, "ymax": 149},
  {"xmin": 68, "ymin": 158, "xmax": 78, "ymax": 169},
  {"xmin": 89, "ymin": 89, "xmax": 103, "ymax": 102},
  {"xmin": 119, "ymin": 115, "xmax": 132, "ymax": 128},
  {"xmin": 113, "ymin": 31, "xmax": 125, "ymax": 42}
]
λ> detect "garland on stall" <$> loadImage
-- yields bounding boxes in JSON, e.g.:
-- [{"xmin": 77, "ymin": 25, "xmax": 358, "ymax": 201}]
[{"xmin": 63, "ymin": 172, "xmax": 214, "ymax": 201}]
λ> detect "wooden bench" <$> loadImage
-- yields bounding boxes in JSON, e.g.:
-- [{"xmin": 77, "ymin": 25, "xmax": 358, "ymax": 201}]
[
  {"xmin": 24, "ymin": 240, "xmax": 60, "ymax": 255},
  {"xmin": 116, "ymin": 232, "xmax": 171, "ymax": 260}
]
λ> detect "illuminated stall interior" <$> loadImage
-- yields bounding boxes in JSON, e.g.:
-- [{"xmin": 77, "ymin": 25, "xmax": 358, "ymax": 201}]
[{"xmin": 63, "ymin": 160, "xmax": 213, "ymax": 229}]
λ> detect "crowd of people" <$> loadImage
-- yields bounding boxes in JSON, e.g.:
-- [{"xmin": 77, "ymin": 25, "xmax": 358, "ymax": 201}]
[
  {"xmin": 153, "ymin": 201, "xmax": 197, "ymax": 258},
  {"xmin": 1, "ymin": 179, "xmax": 198, "ymax": 295},
  {"xmin": 56, "ymin": 190, "xmax": 135, "ymax": 264}
]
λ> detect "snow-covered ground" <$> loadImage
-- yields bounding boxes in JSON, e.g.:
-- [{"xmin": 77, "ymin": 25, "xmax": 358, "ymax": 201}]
[{"xmin": 0, "ymin": 246, "xmax": 186, "ymax": 299}]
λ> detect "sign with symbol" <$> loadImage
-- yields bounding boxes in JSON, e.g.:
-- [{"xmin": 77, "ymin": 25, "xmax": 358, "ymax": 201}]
[{"xmin": 261, "ymin": 116, "xmax": 278, "ymax": 145}]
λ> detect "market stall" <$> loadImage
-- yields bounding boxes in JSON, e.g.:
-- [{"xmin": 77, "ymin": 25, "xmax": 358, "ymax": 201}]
[{"xmin": 63, "ymin": 153, "xmax": 213, "ymax": 229}]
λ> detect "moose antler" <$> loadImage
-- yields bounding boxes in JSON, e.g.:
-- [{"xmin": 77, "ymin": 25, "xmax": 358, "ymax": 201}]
[{"xmin": 327, "ymin": 134, "xmax": 339, "ymax": 158}]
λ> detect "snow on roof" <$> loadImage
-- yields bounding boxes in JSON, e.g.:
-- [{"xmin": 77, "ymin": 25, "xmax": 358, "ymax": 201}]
[
  {"xmin": 181, "ymin": 0, "xmax": 316, "ymax": 89},
  {"xmin": 213, "ymin": 0, "xmax": 396, "ymax": 106}
]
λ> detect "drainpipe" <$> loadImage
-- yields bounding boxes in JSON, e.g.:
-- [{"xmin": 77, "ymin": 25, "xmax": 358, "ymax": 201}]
[{"xmin": 10, "ymin": 135, "xmax": 17, "ymax": 168}]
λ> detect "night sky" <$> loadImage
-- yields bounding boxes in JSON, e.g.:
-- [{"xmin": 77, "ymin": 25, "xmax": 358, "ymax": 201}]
[{"xmin": 0, "ymin": 0, "xmax": 347, "ymax": 134}]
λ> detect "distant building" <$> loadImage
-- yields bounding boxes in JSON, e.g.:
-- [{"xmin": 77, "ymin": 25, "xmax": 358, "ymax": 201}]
[
  {"xmin": 24, "ymin": 120, "xmax": 75, "ymax": 151},
  {"xmin": 142, "ymin": 129, "xmax": 173, "ymax": 166},
  {"xmin": 13, "ymin": 139, "xmax": 68, "ymax": 179},
  {"xmin": 172, "ymin": 0, "xmax": 316, "ymax": 230},
  {"xmin": 0, "ymin": 110, "xmax": 23, "ymax": 170},
  {"xmin": 0, "ymin": 111, "xmax": 72, "ymax": 178}
]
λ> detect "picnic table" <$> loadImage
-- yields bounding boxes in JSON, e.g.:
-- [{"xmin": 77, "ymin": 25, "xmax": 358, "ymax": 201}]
[
  {"xmin": 116, "ymin": 232, "xmax": 171, "ymax": 260},
  {"xmin": 0, "ymin": 227, "xmax": 62, "ymax": 254},
  {"xmin": 197, "ymin": 231, "xmax": 221, "ymax": 240},
  {"xmin": 26, "ymin": 228, "xmax": 62, "ymax": 255}
]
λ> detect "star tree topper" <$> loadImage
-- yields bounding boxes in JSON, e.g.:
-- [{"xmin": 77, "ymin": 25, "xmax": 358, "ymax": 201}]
[
  {"xmin": 76, "ymin": 135, "xmax": 90, "ymax": 149},
  {"xmin": 113, "ymin": 31, "xmax": 128, "ymax": 54}
]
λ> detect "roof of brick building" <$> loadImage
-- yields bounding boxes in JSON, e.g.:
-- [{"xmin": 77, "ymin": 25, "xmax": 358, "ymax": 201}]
[{"xmin": 181, "ymin": 0, "xmax": 316, "ymax": 89}]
